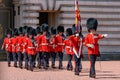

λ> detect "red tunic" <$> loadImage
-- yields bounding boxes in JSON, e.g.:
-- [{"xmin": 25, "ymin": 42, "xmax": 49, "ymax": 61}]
[
  {"xmin": 26, "ymin": 38, "xmax": 36, "ymax": 55},
  {"xmin": 85, "ymin": 33, "xmax": 103, "ymax": 56},
  {"xmin": 71, "ymin": 35, "xmax": 84, "ymax": 58},
  {"xmin": 16, "ymin": 36, "xmax": 23, "ymax": 53},
  {"xmin": 2, "ymin": 37, "xmax": 12, "ymax": 52},
  {"xmin": 49, "ymin": 36, "xmax": 57, "ymax": 53},
  {"xmin": 35, "ymin": 35, "xmax": 42, "ymax": 52},
  {"xmin": 64, "ymin": 36, "xmax": 74, "ymax": 55},
  {"xmin": 40, "ymin": 35, "xmax": 49, "ymax": 52},
  {"xmin": 11, "ymin": 37, "xmax": 17, "ymax": 53},
  {"xmin": 22, "ymin": 36, "xmax": 28, "ymax": 53},
  {"xmin": 55, "ymin": 34, "xmax": 64, "ymax": 52}
]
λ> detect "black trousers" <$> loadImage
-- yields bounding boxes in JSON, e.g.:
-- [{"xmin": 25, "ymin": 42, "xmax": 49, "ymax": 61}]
[
  {"xmin": 12, "ymin": 53, "xmax": 17, "ymax": 65},
  {"xmin": 58, "ymin": 52, "xmax": 63, "ymax": 68},
  {"xmin": 37, "ymin": 51, "xmax": 42, "ymax": 66},
  {"xmin": 67, "ymin": 54, "xmax": 73, "ymax": 69},
  {"xmin": 28, "ymin": 54, "xmax": 35, "ymax": 69},
  {"xmin": 24, "ymin": 52, "xmax": 29, "ymax": 66},
  {"xmin": 6, "ymin": 51, "xmax": 12, "ymax": 64},
  {"xmin": 18, "ymin": 52, "xmax": 23, "ymax": 66},
  {"xmin": 89, "ymin": 54, "xmax": 97, "ymax": 76},
  {"xmin": 42, "ymin": 52, "xmax": 49, "ymax": 68},
  {"xmin": 74, "ymin": 54, "xmax": 81, "ymax": 72},
  {"xmin": 51, "ymin": 52, "xmax": 56, "ymax": 66}
]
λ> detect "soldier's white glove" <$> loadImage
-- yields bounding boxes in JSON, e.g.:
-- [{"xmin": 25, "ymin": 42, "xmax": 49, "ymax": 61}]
[
  {"xmin": 89, "ymin": 44, "xmax": 94, "ymax": 48},
  {"xmin": 102, "ymin": 34, "xmax": 108, "ymax": 38},
  {"xmin": 75, "ymin": 33, "xmax": 79, "ymax": 37}
]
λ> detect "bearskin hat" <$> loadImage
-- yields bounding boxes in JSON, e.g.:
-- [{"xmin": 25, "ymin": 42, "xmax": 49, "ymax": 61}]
[
  {"xmin": 18, "ymin": 27, "xmax": 23, "ymax": 35},
  {"xmin": 41, "ymin": 23, "xmax": 49, "ymax": 32},
  {"xmin": 23, "ymin": 26, "xmax": 28, "ymax": 34},
  {"xmin": 57, "ymin": 25, "xmax": 64, "ymax": 33},
  {"xmin": 13, "ymin": 28, "xmax": 18, "ymax": 36},
  {"xmin": 51, "ymin": 27, "xmax": 56, "ymax": 35},
  {"xmin": 86, "ymin": 18, "xmax": 98, "ymax": 32},
  {"xmin": 66, "ymin": 28, "xmax": 73, "ymax": 36},
  {"xmin": 27, "ymin": 27, "xmax": 36, "ymax": 36},
  {"xmin": 72, "ymin": 24, "xmax": 82, "ymax": 34},
  {"xmin": 36, "ymin": 26, "xmax": 41, "ymax": 34},
  {"xmin": 6, "ymin": 28, "xmax": 12, "ymax": 35}
]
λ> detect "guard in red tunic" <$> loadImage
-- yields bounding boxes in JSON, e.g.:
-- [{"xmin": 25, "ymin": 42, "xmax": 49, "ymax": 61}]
[
  {"xmin": 85, "ymin": 18, "xmax": 107, "ymax": 78},
  {"xmin": 56, "ymin": 26, "xmax": 65, "ymax": 69},
  {"xmin": 11, "ymin": 28, "xmax": 18, "ymax": 67},
  {"xmin": 50, "ymin": 27, "xmax": 57, "ymax": 68},
  {"xmin": 26, "ymin": 27, "xmax": 37, "ymax": 71},
  {"xmin": 72, "ymin": 24, "xmax": 84, "ymax": 75},
  {"xmin": 17, "ymin": 27, "xmax": 24, "ymax": 69},
  {"xmin": 35, "ymin": 26, "xmax": 42, "ymax": 69},
  {"xmin": 22, "ymin": 26, "xmax": 29, "ymax": 69},
  {"xmin": 1, "ymin": 29, "xmax": 12, "ymax": 67},
  {"xmin": 64, "ymin": 28, "xmax": 74, "ymax": 71},
  {"xmin": 40, "ymin": 24, "xmax": 50, "ymax": 69}
]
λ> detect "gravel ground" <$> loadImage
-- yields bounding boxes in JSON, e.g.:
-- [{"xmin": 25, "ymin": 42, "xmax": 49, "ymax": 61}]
[{"xmin": 0, "ymin": 61, "xmax": 120, "ymax": 80}]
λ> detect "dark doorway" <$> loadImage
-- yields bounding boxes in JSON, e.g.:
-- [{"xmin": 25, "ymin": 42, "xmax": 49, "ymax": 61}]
[{"xmin": 39, "ymin": 12, "xmax": 48, "ymax": 25}]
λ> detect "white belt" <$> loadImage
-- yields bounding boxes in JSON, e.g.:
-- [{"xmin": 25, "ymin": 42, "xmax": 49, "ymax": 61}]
[
  {"xmin": 41, "ymin": 43, "xmax": 48, "ymax": 45},
  {"xmin": 28, "ymin": 47, "xmax": 35, "ymax": 49},
  {"xmin": 66, "ymin": 46, "xmax": 71, "ymax": 48},
  {"xmin": 57, "ymin": 43, "xmax": 64, "ymax": 45}
]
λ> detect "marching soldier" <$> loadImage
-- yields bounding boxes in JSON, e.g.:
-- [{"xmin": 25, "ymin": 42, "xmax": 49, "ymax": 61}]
[
  {"xmin": 26, "ymin": 27, "xmax": 37, "ymax": 71},
  {"xmin": 22, "ymin": 26, "xmax": 29, "ymax": 69},
  {"xmin": 64, "ymin": 28, "xmax": 74, "ymax": 71},
  {"xmin": 11, "ymin": 28, "xmax": 18, "ymax": 67},
  {"xmin": 56, "ymin": 26, "xmax": 65, "ymax": 69},
  {"xmin": 35, "ymin": 26, "xmax": 42, "ymax": 69},
  {"xmin": 85, "ymin": 18, "xmax": 107, "ymax": 78},
  {"xmin": 17, "ymin": 27, "xmax": 24, "ymax": 69},
  {"xmin": 50, "ymin": 27, "xmax": 57, "ymax": 68},
  {"xmin": 72, "ymin": 24, "xmax": 84, "ymax": 75},
  {"xmin": 1, "ymin": 28, "xmax": 12, "ymax": 67},
  {"xmin": 40, "ymin": 24, "xmax": 50, "ymax": 69}
]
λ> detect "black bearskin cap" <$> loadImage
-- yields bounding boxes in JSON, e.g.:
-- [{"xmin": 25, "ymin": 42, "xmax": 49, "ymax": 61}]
[
  {"xmin": 6, "ymin": 28, "xmax": 12, "ymax": 35},
  {"xmin": 51, "ymin": 27, "xmax": 56, "ymax": 35},
  {"xmin": 41, "ymin": 23, "xmax": 49, "ymax": 32},
  {"xmin": 13, "ymin": 28, "xmax": 18, "ymax": 36},
  {"xmin": 23, "ymin": 26, "xmax": 28, "ymax": 34},
  {"xmin": 28, "ymin": 27, "xmax": 36, "ymax": 36},
  {"xmin": 57, "ymin": 25, "xmax": 64, "ymax": 33},
  {"xmin": 18, "ymin": 27, "xmax": 23, "ymax": 35},
  {"xmin": 86, "ymin": 18, "xmax": 98, "ymax": 32},
  {"xmin": 36, "ymin": 26, "xmax": 41, "ymax": 34},
  {"xmin": 66, "ymin": 28, "xmax": 73, "ymax": 36},
  {"xmin": 72, "ymin": 24, "xmax": 82, "ymax": 34}
]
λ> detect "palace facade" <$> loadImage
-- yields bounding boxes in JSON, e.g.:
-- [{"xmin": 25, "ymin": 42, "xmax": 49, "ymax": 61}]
[{"xmin": 0, "ymin": 0, "xmax": 120, "ymax": 54}]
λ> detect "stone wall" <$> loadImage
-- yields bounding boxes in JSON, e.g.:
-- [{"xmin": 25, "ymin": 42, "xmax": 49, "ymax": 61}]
[{"xmin": 12, "ymin": 0, "xmax": 120, "ymax": 54}]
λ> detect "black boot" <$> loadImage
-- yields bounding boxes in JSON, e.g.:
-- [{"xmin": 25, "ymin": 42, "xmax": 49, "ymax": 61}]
[
  {"xmin": 30, "ymin": 67, "xmax": 33, "ymax": 71},
  {"xmin": 8, "ymin": 63, "xmax": 11, "ymax": 67},
  {"xmin": 51, "ymin": 64, "xmax": 56, "ymax": 68},
  {"xmin": 14, "ymin": 63, "xmax": 17, "ymax": 68},
  {"xmin": 75, "ymin": 72, "xmax": 79, "ymax": 75},
  {"xmin": 89, "ymin": 74, "xmax": 96, "ymax": 78}
]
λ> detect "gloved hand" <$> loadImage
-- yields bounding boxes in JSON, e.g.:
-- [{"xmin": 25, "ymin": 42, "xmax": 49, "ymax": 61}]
[
  {"xmin": 102, "ymin": 34, "xmax": 108, "ymax": 38},
  {"xmin": 75, "ymin": 33, "xmax": 79, "ymax": 37},
  {"xmin": 89, "ymin": 44, "xmax": 94, "ymax": 48}
]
